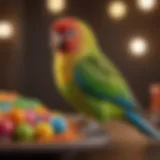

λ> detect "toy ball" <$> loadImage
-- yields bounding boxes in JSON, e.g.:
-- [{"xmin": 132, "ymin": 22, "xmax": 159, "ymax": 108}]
[
  {"xmin": 8, "ymin": 108, "xmax": 25, "ymax": 124},
  {"xmin": 35, "ymin": 122, "xmax": 53, "ymax": 140},
  {"xmin": 25, "ymin": 110, "xmax": 37, "ymax": 125},
  {"xmin": 50, "ymin": 117, "xmax": 67, "ymax": 134},
  {"xmin": 0, "ymin": 118, "xmax": 14, "ymax": 137},
  {"xmin": 13, "ymin": 97, "xmax": 30, "ymax": 109},
  {"xmin": 0, "ymin": 102, "xmax": 12, "ymax": 113},
  {"xmin": 15, "ymin": 123, "xmax": 34, "ymax": 141}
]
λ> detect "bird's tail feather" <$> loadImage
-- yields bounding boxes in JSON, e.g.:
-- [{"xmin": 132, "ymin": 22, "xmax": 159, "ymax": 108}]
[{"xmin": 125, "ymin": 111, "xmax": 160, "ymax": 140}]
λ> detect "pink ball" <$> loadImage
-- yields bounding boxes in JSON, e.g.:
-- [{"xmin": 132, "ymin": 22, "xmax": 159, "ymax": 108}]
[
  {"xmin": 0, "ymin": 118, "xmax": 14, "ymax": 137},
  {"xmin": 25, "ymin": 110, "xmax": 37, "ymax": 125}
]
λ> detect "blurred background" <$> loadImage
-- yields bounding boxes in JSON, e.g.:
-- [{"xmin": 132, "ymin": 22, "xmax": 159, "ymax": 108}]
[
  {"xmin": 1, "ymin": 0, "xmax": 160, "ymax": 159},
  {"xmin": 0, "ymin": 0, "xmax": 160, "ymax": 113}
]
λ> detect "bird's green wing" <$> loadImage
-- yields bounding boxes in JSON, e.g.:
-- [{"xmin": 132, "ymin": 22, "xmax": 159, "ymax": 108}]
[{"xmin": 74, "ymin": 54, "xmax": 136, "ymax": 111}]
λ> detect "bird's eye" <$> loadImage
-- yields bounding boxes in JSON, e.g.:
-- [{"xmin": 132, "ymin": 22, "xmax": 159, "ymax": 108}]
[{"xmin": 65, "ymin": 29, "xmax": 76, "ymax": 37}]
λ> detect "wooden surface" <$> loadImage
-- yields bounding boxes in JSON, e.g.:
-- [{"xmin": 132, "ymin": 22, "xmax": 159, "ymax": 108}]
[{"xmin": 86, "ymin": 121, "xmax": 151, "ymax": 160}]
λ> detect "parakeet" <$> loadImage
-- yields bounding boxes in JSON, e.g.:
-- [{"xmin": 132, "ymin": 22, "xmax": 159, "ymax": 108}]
[{"xmin": 52, "ymin": 17, "xmax": 160, "ymax": 140}]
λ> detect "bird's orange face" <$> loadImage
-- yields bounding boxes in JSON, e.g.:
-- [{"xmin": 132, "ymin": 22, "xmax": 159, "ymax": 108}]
[{"xmin": 52, "ymin": 18, "xmax": 81, "ymax": 54}]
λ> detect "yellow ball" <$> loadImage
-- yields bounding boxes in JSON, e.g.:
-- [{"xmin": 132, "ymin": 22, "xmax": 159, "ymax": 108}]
[{"xmin": 35, "ymin": 122, "xmax": 53, "ymax": 140}]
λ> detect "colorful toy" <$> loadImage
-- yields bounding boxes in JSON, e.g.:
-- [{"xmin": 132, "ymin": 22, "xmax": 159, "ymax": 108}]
[
  {"xmin": 52, "ymin": 17, "xmax": 160, "ymax": 140},
  {"xmin": 0, "ymin": 91, "xmax": 82, "ymax": 143},
  {"xmin": 0, "ymin": 102, "xmax": 12, "ymax": 112},
  {"xmin": 0, "ymin": 118, "xmax": 14, "ymax": 137},
  {"xmin": 11, "ymin": 96, "xmax": 42, "ymax": 110},
  {"xmin": 51, "ymin": 117, "xmax": 67, "ymax": 134},
  {"xmin": 15, "ymin": 123, "xmax": 34, "ymax": 141},
  {"xmin": 8, "ymin": 108, "xmax": 25, "ymax": 125},
  {"xmin": 0, "ymin": 91, "xmax": 18, "ymax": 102},
  {"xmin": 25, "ymin": 110, "xmax": 37, "ymax": 125},
  {"xmin": 35, "ymin": 122, "xmax": 53, "ymax": 140}
]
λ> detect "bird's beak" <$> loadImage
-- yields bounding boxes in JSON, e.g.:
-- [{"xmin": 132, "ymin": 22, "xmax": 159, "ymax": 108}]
[{"xmin": 53, "ymin": 33, "xmax": 67, "ymax": 52}]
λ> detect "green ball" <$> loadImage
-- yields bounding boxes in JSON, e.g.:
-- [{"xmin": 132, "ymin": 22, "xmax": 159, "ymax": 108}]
[{"xmin": 15, "ymin": 124, "xmax": 34, "ymax": 141}]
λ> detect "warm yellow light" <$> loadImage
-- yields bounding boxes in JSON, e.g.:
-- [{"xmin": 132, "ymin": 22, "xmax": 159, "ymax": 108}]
[
  {"xmin": 129, "ymin": 37, "xmax": 148, "ymax": 56},
  {"xmin": 0, "ymin": 21, "xmax": 14, "ymax": 39},
  {"xmin": 47, "ymin": 0, "xmax": 66, "ymax": 14},
  {"xmin": 107, "ymin": 1, "xmax": 127, "ymax": 20},
  {"xmin": 137, "ymin": 0, "xmax": 157, "ymax": 11}
]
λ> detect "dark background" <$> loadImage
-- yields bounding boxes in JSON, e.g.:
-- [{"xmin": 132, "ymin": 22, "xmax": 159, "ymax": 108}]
[{"xmin": 0, "ymin": 0, "xmax": 160, "ymax": 111}]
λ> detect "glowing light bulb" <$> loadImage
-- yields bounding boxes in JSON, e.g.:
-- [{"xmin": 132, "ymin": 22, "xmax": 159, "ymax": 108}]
[
  {"xmin": 47, "ymin": 0, "xmax": 66, "ymax": 14},
  {"xmin": 0, "ymin": 21, "xmax": 14, "ymax": 39},
  {"xmin": 129, "ymin": 37, "xmax": 148, "ymax": 56},
  {"xmin": 137, "ymin": 0, "xmax": 157, "ymax": 12},
  {"xmin": 107, "ymin": 1, "xmax": 127, "ymax": 20}
]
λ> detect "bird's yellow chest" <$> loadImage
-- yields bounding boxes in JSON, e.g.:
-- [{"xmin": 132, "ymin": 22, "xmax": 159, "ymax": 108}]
[{"xmin": 54, "ymin": 54, "xmax": 75, "ymax": 88}]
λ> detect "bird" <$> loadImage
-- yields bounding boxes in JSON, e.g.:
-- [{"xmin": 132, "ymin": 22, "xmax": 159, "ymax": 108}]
[{"xmin": 51, "ymin": 17, "xmax": 160, "ymax": 140}]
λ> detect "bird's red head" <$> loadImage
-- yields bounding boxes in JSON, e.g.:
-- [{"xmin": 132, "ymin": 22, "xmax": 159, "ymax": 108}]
[{"xmin": 52, "ymin": 18, "xmax": 80, "ymax": 54}]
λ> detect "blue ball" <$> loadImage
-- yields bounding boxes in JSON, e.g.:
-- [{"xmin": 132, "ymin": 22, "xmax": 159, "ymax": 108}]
[
  {"xmin": 51, "ymin": 117, "xmax": 67, "ymax": 134},
  {"xmin": 0, "ymin": 102, "xmax": 12, "ymax": 112}
]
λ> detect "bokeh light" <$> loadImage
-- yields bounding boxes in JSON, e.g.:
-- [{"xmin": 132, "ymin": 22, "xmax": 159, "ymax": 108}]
[
  {"xmin": 136, "ymin": 0, "xmax": 157, "ymax": 12},
  {"xmin": 47, "ymin": 0, "xmax": 66, "ymax": 14},
  {"xmin": 0, "ymin": 21, "xmax": 14, "ymax": 40},
  {"xmin": 129, "ymin": 37, "xmax": 148, "ymax": 56},
  {"xmin": 107, "ymin": 1, "xmax": 127, "ymax": 20}
]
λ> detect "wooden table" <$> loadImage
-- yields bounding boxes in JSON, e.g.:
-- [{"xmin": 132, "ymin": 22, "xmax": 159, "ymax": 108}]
[{"xmin": 86, "ymin": 121, "xmax": 160, "ymax": 160}]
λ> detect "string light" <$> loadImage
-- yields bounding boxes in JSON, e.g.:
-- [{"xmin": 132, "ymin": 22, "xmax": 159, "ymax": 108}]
[
  {"xmin": 0, "ymin": 21, "xmax": 14, "ymax": 40},
  {"xmin": 136, "ymin": 0, "xmax": 157, "ymax": 12},
  {"xmin": 129, "ymin": 37, "xmax": 148, "ymax": 57},
  {"xmin": 47, "ymin": 0, "xmax": 66, "ymax": 14},
  {"xmin": 107, "ymin": 1, "xmax": 127, "ymax": 20}
]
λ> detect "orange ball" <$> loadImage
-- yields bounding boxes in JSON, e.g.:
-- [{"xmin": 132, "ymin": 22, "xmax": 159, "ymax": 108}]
[{"xmin": 8, "ymin": 108, "xmax": 25, "ymax": 124}]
